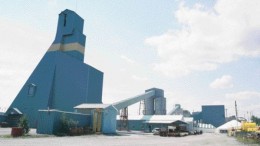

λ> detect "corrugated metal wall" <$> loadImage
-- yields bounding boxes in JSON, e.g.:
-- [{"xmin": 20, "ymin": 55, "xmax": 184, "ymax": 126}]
[
  {"xmin": 37, "ymin": 110, "xmax": 91, "ymax": 134},
  {"xmin": 102, "ymin": 106, "xmax": 117, "ymax": 134},
  {"xmin": 144, "ymin": 98, "xmax": 154, "ymax": 115},
  {"xmin": 144, "ymin": 88, "xmax": 166, "ymax": 115},
  {"xmin": 202, "ymin": 105, "xmax": 225, "ymax": 127},
  {"xmin": 0, "ymin": 115, "xmax": 6, "ymax": 123},
  {"xmin": 154, "ymin": 97, "xmax": 166, "ymax": 115},
  {"xmin": 7, "ymin": 10, "xmax": 103, "ymax": 128}
]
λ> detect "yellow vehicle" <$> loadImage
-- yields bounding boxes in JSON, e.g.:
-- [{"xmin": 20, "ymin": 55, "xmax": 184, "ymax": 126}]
[{"xmin": 241, "ymin": 122, "xmax": 257, "ymax": 132}]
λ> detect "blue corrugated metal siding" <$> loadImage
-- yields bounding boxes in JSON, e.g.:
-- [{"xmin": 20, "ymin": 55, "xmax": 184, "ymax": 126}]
[
  {"xmin": 64, "ymin": 51, "xmax": 84, "ymax": 62},
  {"xmin": 53, "ymin": 9, "xmax": 85, "ymax": 46},
  {"xmin": 8, "ymin": 53, "xmax": 57, "ymax": 127},
  {"xmin": 118, "ymin": 120, "xmax": 171, "ymax": 132},
  {"xmin": 0, "ymin": 115, "xmax": 6, "ymax": 123},
  {"xmin": 144, "ymin": 97, "xmax": 154, "ymax": 115},
  {"xmin": 116, "ymin": 120, "xmax": 145, "ymax": 131},
  {"xmin": 87, "ymin": 66, "xmax": 103, "ymax": 103},
  {"xmin": 37, "ymin": 110, "xmax": 91, "ymax": 134},
  {"xmin": 53, "ymin": 51, "xmax": 103, "ymax": 111},
  {"xmin": 37, "ymin": 111, "xmax": 55, "ymax": 134},
  {"xmin": 102, "ymin": 106, "xmax": 117, "ymax": 134},
  {"xmin": 145, "ymin": 88, "xmax": 164, "ymax": 97},
  {"xmin": 202, "ymin": 105, "xmax": 225, "ymax": 127},
  {"xmin": 8, "ymin": 51, "xmax": 103, "ymax": 128},
  {"xmin": 154, "ymin": 97, "xmax": 166, "ymax": 115},
  {"xmin": 192, "ymin": 112, "xmax": 202, "ymax": 121},
  {"xmin": 143, "ymin": 88, "xmax": 166, "ymax": 115},
  {"xmin": 127, "ymin": 120, "xmax": 145, "ymax": 131},
  {"xmin": 6, "ymin": 9, "xmax": 103, "ymax": 128}
]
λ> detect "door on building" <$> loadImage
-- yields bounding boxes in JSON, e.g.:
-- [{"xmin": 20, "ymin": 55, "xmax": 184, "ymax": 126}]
[{"xmin": 92, "ymin": 108, "xmax": 102, "ymax": 133}]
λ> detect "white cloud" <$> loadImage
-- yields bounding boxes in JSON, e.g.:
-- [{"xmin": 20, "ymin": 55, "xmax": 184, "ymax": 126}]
[
  {"xmin": 145, "ymin": 0, "xmax": 260, "ymax": 77},
  {"xmin": 210, "ymin": 75, "xmax": 233, "ymax": 89},
  {"xmin": 0, "ymin": 17, "xmax": 52, "ymax": 110},
  {"xmin": 132, "ymin": 75, "xmax": 148, "ymax": 82},
  {"xmin": 225, "ymin": 91, "xmax": 260, "ymax": 117},
  {"xmin": 120, "ymin": 55, "xmax": 135, "ymax": 64},
  {"xmin": 226, "ymin": 91, "xmax": 260, "ymax": 100}
]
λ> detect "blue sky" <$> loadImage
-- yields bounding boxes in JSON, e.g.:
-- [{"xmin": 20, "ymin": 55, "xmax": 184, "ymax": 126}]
[{"xmin": 0, "ymin": 0, "xmax": 260, "ymax": 118}]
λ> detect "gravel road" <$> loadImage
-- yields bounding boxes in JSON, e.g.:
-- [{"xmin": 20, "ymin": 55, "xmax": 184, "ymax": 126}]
[{"xmin": 0, "ymin": 128, "xmax": 249, "ymax": 146}]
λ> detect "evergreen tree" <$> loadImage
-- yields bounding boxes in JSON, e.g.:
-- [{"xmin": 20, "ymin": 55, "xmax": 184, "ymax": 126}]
[{"xmin": 19, "ymin": 116, "xmax": 30, "ymax": 134}]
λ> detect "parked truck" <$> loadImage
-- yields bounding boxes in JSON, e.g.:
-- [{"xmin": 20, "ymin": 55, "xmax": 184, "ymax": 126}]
[{"xmin": 159, "ymin": 126, "xmax": 189, "ymax": 137}]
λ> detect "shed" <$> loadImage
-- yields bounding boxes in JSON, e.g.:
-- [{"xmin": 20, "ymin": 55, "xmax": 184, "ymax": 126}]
[
  {"xmin": 118, "ymin": 115, "xmax": 189, "ymax": 132},
  {"xmin": 74, "ymin": 103, "xmax": 118, "ymax": 134},
  {"xmin": 5, "ymin": 108, "xmax": 23, "ymax": 127}
]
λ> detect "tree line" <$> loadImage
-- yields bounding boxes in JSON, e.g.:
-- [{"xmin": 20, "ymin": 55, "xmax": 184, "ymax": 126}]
[{"xmin": 251, "ymin": 115, "xmax": 260, "ymax": 125}]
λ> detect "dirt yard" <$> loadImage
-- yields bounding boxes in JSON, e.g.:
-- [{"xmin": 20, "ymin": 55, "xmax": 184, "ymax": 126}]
[{"xmin": 0, "ymin": 128, "xmax": 247, "ymax": 146}]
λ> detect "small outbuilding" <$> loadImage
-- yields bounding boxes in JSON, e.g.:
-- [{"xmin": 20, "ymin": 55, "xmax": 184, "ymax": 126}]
[
  {"xmin": 117, "ymin": 115, "xmax": 191, "ymax": 132},
  {"xmin": 5, "ymin": 108, "xmax": 23, "ymax": 127},
  {"xmin": 74, "ymin": 103, "xmax": 118, "ymax": 134}
]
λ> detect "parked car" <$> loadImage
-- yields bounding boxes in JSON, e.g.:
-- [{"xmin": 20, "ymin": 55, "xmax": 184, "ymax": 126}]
[{"xmin": 152, "ymin": 128, "xmax": 160, "ymax": 135}]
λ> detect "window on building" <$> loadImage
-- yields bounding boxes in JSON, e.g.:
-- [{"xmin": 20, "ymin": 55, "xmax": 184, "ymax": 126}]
[{"xmin": 28, "ymin": 83, "xmax": 36, "ymax": 97}]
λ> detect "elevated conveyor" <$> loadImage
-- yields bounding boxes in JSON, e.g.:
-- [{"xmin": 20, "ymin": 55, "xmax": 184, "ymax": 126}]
[
  {"xmin": 74, "ymin": 88, "xmax": 166, "ymax": 134},
  {"xmin": 112, "ymin": 90, "xmax": 156, "ymax": 131},
  {"xmin": 112, "ymin": 90, "xmax": 155, "ymax": 110}
]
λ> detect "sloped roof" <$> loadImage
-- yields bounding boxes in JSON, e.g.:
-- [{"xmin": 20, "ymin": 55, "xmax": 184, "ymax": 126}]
[
  {"xmin": 74, "ymin": 103, "xmax": 111, "ymax": 109},
  {"xmin": 147, "ymin": 115, "xmax": 183, "ymax": 121},
  {"xmin": 6, "ymin": 108, "xmax": 23, "ymax": 115},
  {"xmin": 143, "ymin": 121, "xmax": 174, "ymax": 124},
  {"xmin": 144, "ymin": 120, "xmax": 187, "ymax": 125},
  {"xmin": 184, "ymin": 117, "xmax": 193, "ymax": 122},
  {"xmin": 38, "ymin": 109, "xmax": 89, "ymax": 115},
  {"xmin": 117, "ymin": 115, "xmax": 183, "ymax": 121},
  {"xmin": 215, "ymin": 120, "xmax": 241, "ymax": 132},
  {"xmin": 124, "ymin": 115, "xmax": 186, "ymax": 125}
]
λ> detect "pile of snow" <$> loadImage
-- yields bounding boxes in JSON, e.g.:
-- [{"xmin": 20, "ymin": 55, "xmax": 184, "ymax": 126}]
[{"xmin": 215, "ymin": 120, "xmax": 241, "ymax": 133}]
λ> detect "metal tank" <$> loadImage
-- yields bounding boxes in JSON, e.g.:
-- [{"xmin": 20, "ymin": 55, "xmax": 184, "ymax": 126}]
[
  {"xmin": 143, "ymin": 97, "xmax": 154, "ymax": 115},
  {"xmin": 154, "ymin": 97, "xmax": 166, "ymax": 115},
  {"xmin": 145, "ymin": 88, "xmax": 164, "ymax": 97}
]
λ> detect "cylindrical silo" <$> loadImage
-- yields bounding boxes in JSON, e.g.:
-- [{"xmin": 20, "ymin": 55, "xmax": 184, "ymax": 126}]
[
  {"xmin": 154, "ymin": 97, "xmax": 166, "ymax": 115},
  {"xmin": 144, "ymin": 98, "xmax": 154, "ymax": 115}
]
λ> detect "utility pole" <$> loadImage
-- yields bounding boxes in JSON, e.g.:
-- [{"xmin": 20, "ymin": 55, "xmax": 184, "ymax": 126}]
[
  {"xmin": 225, "ymin": 108, "xmax": 228, "ymax": 118},
  {"xmin": 235, "ymin": 100, "xmax": 238, "ymax": 129},
  {"xmin": 250, "ymin": 111, "xmax": 252, "ymax": 122},
  {"xmin": 235, "ymin": 100, "xmax": 238, "ymax": 119}
]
